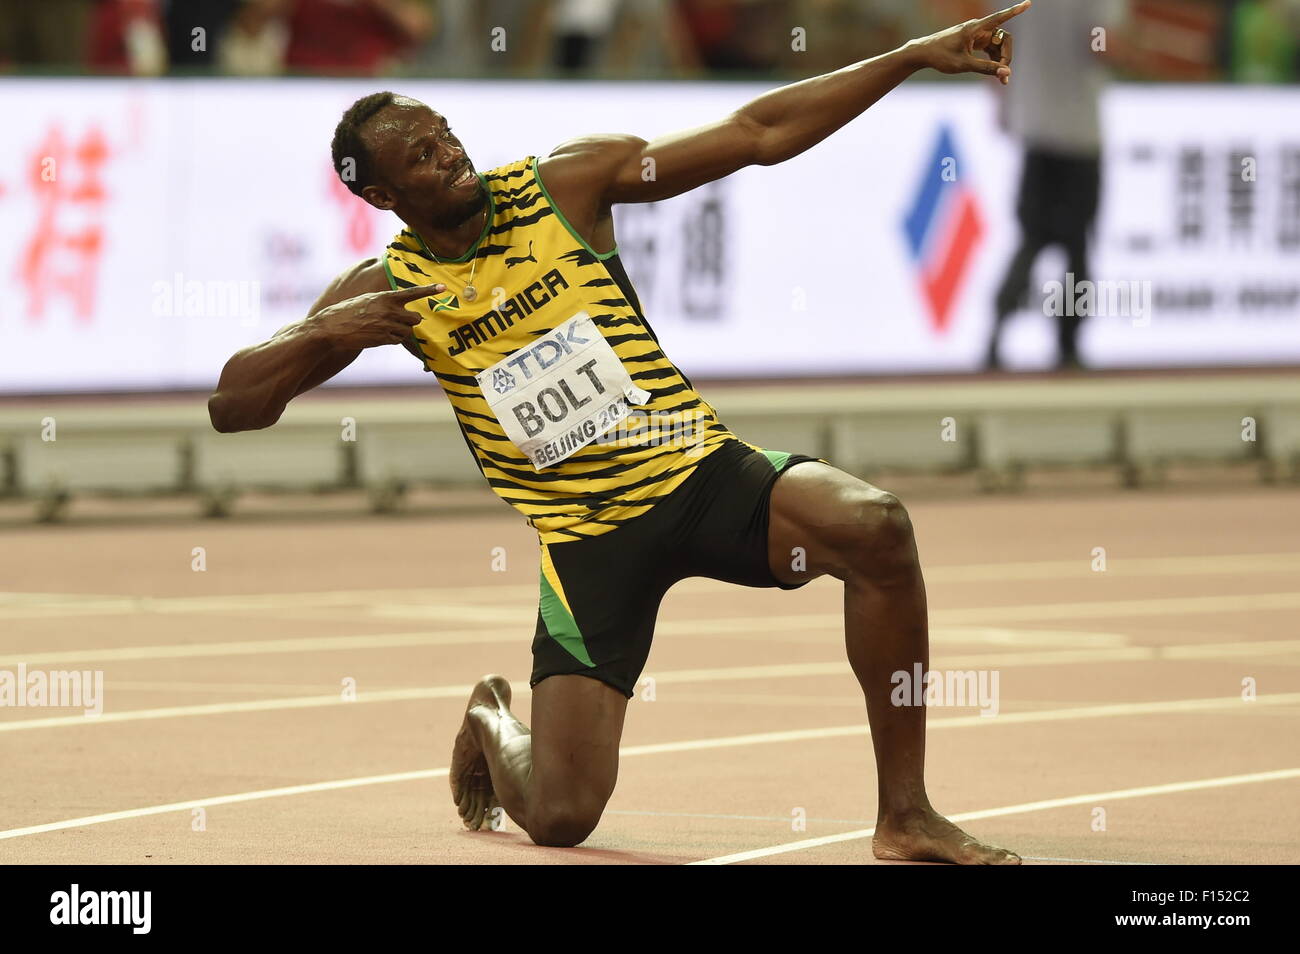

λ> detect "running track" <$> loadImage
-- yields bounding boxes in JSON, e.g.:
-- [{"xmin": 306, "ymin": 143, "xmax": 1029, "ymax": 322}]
[{"xmin": 2, "ymin": 486, "xmax": 1298, "ymax": 864}]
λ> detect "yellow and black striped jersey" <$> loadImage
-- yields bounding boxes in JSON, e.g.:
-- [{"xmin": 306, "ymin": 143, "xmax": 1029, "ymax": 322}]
[{"xmin": 382, "ymin": 155, "xmax": 738, "ymax": 543}]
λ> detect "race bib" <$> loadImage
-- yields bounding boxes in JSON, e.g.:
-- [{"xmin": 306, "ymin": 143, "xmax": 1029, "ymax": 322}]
[{"xmin": 476, "ymin": 312, "xmax": 651, "ymax": 470}]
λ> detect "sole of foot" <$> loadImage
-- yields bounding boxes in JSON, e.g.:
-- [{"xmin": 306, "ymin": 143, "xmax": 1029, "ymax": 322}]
[{"xmin": 449, "ymin": 674, "xmax": 511, "ymax": 831}]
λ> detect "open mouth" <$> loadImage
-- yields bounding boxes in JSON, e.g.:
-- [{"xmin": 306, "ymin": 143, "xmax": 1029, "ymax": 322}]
[{"xmin": 450, "ymin": 165, "xmax": 475, "ymax": 188}]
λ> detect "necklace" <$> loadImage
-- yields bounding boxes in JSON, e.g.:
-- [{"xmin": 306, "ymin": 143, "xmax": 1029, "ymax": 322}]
[{"xmin": 423, "ymin": 208, "xmax": 486, "ymax": 302}]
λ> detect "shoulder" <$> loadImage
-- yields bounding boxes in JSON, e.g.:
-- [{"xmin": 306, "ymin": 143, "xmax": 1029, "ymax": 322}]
[
  {"xmin": 330, "ymin": 257, "xmax": 391, "ymax": 296},
  {"xmin": 543, "ymin": 134, "xmax": 647, "ymax": 160},
  {"xmin": 483, "ymin": 155, "xmax": 539, "ymax": 180},
  {"xmin": 532, "ymin": 135, "xmax": 646, "ymax": 223},
  {"xmin": 536, "ymin": 134, "xmax": 646, "ymax": 187},
  {"xmin": 308, "ymin": 257, "xmax": 390, "ymax": 316}
]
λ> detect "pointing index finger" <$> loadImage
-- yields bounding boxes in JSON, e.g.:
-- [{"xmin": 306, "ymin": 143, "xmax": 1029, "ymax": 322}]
[
  {"xmin": 388, "ymin": 282, "xmax": 447, "ymax": 301},
  {"xmin": 986, "ymin": 0, "xmax": 1031, "ymax": 27}
]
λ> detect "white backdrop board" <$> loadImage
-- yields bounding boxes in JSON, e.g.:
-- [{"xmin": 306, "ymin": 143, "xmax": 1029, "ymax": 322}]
[{"xmin": 0, "ymin": 79, "xmax": 1296, "ymax": 393}]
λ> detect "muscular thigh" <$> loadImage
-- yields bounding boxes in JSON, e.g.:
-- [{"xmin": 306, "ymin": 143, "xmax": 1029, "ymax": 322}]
[
  {"xmin": 528, "ymin": 674, "xmax": 628, "ymax": 805},
  {"xmin": 767, "ymin": 462, "xmax": 902, "ymax": 584}
]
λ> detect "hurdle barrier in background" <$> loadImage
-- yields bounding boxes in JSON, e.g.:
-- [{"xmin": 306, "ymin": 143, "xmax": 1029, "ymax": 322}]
[{"xmin": 1, "ymin": 375, "xmax": 1297, "ymax": 520}]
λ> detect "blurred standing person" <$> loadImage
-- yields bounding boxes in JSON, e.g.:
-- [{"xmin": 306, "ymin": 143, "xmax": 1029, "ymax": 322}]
[
  {"xmin": 676, "ymin": 0, "xmax": 784, "ymax": 73},
  {"xmin": 273, "ymin": 0, "xmax": 434, "ymax": 75},
  {"xmin": 782, "ymin": 0, "xmax": 925, "ymax": 74},
  {"xmin": 604, "ymin": 0, "xmax": 703, "ymax": 77},
  {"xmin": 1231, "ymin": 0, "xmax": 1300, "ymax": 83},
  {"xmin": 985, "ymin": 0, "xmax": 1127, "ymax": 371},
  {"xmin": 534, "ymin": 0, "xmax": 703, "ymax": 77},
  {"xmin": 405, "ymin": 1, "xmax": 545, "ymax": 78},
  {"xmin": 163, "ymin": 0, "xmax": 239, "ymax": 71},
  {"xmin": 288, "ymin": 0, "xmax": 433, "ymax": 74},
  {"xmin": 86, "ymin": 0, "xmax": 169, "ymax": 74},
  {"xmin": 220, "ymin": 0, "xmax": 290, "ymax": 74},
  {"xmin": 0, "ymin": 0, "xmax": 93, "ymax": 70},
  {"xmin": 548, "ymin": 0, "xmax": 623, "ymax": 73}
]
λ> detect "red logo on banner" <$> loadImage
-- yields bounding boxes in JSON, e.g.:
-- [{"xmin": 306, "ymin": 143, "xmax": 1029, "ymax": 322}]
[
  {"xmin": 18, "ymin": 125, "xmax": 111, "ymax": 323},
  {"xmin": 327, "ymin": 161, "xmax": 374, "ymax": 255}
]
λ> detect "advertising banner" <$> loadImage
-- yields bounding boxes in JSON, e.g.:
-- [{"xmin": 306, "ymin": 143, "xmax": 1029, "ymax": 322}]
[{"xmin": 0, "ymin": 79, "xmax": 1295, "ymax": 393}]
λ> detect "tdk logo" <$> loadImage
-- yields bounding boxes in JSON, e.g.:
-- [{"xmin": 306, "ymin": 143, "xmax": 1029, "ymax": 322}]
[
  {"xmin": 500, "ymin": 321, "xmax": 590, "ymax": 384},
  {"xmin": 490, "ymin": 367, "xmax": 516, "ymax": 394},
  {"xmin": 902, "ymin": 124, "xmax": 985, "ymax": 334}
]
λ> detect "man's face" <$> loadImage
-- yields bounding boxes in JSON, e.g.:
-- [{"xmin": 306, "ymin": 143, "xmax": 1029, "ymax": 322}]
[{"xmin": 360, "ymin": 98, "xmax": 486, "ymax": 228}]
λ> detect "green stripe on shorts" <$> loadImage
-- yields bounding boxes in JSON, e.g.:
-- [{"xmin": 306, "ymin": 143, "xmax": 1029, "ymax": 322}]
[
  {"xmin": 539, "ymin": 572, "xmax": 595, "ymax": 667},
  {"xmin": 761, "ymin": 450, "xmax": 792, "ymax": 472}
]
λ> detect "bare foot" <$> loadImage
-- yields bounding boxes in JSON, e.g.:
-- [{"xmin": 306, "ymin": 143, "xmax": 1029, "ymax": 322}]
[
  {"xmin": 449, "ymin": 674, "xmax": 511, "ymax": 831},
  {"xmin": 873, "ymin": 810, "xmax": 1021, "ymax": 865}
]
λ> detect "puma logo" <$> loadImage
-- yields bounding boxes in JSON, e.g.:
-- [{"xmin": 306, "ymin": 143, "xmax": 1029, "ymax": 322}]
[{"xmin": 506, "ymin": 240, "xmax": 537, "ymax": 268}]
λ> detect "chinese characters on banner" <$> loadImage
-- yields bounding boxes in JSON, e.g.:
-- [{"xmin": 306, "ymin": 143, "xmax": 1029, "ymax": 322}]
[{"xmin": 18, "ymin": 124, "xmax": 110, "ymax": 324}]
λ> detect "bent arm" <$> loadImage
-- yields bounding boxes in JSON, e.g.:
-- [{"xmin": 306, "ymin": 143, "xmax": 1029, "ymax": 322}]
[{"xmin": 207, "ymin": 258, "xmax": 429, "ymax": 433}]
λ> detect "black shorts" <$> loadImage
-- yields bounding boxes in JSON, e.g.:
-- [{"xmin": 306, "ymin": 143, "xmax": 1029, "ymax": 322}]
[{"xmin": 530, "ymin": 439, "xmax": 822, "ymax": 699}]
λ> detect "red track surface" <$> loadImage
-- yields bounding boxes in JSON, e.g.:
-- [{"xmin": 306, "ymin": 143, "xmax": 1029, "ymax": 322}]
[{"xmin": 2, "ymin": 486, "xmax": 1298, "ymax": 864}]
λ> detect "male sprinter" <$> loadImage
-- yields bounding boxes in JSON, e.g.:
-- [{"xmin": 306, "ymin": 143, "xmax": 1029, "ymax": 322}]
[{"xmin": 209, "ymin": 2, "xmax": 1030, "ymax": 864}]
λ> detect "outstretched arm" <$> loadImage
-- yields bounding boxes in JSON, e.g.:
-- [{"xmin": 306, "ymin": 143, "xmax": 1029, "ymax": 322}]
[{"xmin": 539, "ymin": 1, "xmax": 1030, "ymax": 212}]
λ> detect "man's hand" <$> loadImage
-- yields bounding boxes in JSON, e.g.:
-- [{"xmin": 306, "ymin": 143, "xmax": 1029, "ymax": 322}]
[
  {"xmin": 309, "ymin": 282, "xmax": 445, "ymax": 351},
  {"xmin": 908, "ymin": 1, "xmax": 1031, "ymax": 86}
]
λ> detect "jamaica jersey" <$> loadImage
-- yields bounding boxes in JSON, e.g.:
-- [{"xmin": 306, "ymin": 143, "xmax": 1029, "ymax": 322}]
[{"xmin": 382, "ymin": 155, "xmax": 737, "ymax": 543}]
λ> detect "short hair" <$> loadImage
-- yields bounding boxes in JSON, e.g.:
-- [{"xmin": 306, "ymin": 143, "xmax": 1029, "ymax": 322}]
[{"xmin": 331, "ymin": 91, "xmax": 402, "ymax": 197}]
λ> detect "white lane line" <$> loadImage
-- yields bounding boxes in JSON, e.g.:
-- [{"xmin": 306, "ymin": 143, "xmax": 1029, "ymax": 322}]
[
  {"xmin": 0, "ymin": 685, "xmax": 479, "ymax": 732},
  {"xmin": 930, "ymin": 591, "xmax": 1300, "ymax": 625},
  {"xmin": 0, "ymin": 586, "xmax": 543, "ymax": 618},
  {"xmin": 14, "ymin": 589, "xmax": 1300, "ymax": 631},
  {"xmin": 0, "ymin": 769, "xmax": 448, "ymax": 842},
  {"xmin": 613, "ymin": 693, "xmax": 1300, "ymax": 758},
  {"xmin": 2, "ymin": 699, "xmax": 1296, "ymax": 842},
  {"xmin": 103, "ymin": 680, "xmax": 423, "ymax": 695},
  {"xmin": 1021, "ymin": 856, "xmax": 1156, "ymax": 866},
  {"xmin": 5, "ymin": 551, "xmax": 1298, "ymax": 618},
  {"xmin": 366, "ymin": 605, "xmax": 533, "ymax": 623},
  {"xmin": 11, "ymin": 582, "xmax": 1300, "ymax": 664},
  {"xmin": 1165, "ymin": 638, "xmax": 1300, "ymax": 659},
  {"xmin": 1, "ymin": 638, "xmax": 1292, "ymax": 732},
  {"xmin": 688, "ymin": 768, "xmax": 1300, "ymax": 865},
  {"xmin": 604, "ymin": 809, "xmax": 868, "ymax": 823},
  {"xmin": 923, "ymin": 553, "xmax": 1300, "ymax": 583},
  {"xmin": 0, "ymin": 621, "xmax": 1136, "ymax": 666},
  {"xmin": 2, "ymin": 641, "xmax": 1297, "ymax": 733},
  {"xmin": 0, "ymin": 629, "xmax": 527, "ymax": 667}
]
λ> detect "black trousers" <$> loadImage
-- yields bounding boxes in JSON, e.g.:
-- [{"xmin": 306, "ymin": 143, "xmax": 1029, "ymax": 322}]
[{"xmin": 990, "ymin": 147, "xmax": 1102, "ymax": 367}]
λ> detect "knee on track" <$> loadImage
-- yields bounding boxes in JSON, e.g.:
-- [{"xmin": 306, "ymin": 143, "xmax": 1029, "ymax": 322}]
[{"xmin": 527, "ymin": 799, "xmax": 605, "ymax": 848}]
